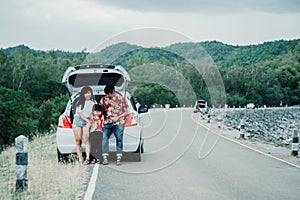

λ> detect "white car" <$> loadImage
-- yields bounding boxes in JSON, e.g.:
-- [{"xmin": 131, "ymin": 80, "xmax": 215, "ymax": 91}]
[
  {"xmin": 56, "ymin": 64, "xmax": 148, "ymax": 162},
  {"xmin": 246, "ymin": 103, "xmax": 255, "ymax": 109},
  {"xmin": 193, "ymin": 99, "xmax": 208, "ymax": 114}
]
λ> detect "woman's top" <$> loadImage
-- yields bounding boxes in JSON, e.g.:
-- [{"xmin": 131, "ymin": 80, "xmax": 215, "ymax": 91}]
[{"xmin": 74, "ymin": 100, "xmax": 95, "ymax": 118}]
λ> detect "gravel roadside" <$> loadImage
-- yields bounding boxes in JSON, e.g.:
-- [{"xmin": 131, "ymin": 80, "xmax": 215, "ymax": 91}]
[{"xmin": 193, "ymin": 110, "xmax": 300, "ymax": 168}]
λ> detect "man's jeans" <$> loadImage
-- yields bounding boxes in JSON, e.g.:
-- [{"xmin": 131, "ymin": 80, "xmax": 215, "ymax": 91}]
[{"xmin": 102, "ymin": 123, "xmax": 124, "ymax": 157}]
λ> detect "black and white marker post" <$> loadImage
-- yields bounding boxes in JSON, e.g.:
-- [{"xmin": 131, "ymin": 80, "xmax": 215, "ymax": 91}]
[
  {"xmin": 291, "ymin": 130, "xmax": 299, "ymax": 156},
  {"xmin": 239, "ymin": 119, "xmax": 245, "ymax": 139},
  {"xmin": 217, "ymin": 114, "xmax": 222, "ymax": 128},
  {"xmin": 15, "ymin": 135, "xmax": 28, "ymax": 192}
]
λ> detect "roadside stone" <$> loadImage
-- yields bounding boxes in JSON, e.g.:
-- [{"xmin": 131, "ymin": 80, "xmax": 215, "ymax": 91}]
[
  {"xmin": 223, "ymin": 107, "xmax": 300, "ymax": 145},
  {"xmin": 193, "ymin": 107, "xmax": 300, "ymax": 167}
]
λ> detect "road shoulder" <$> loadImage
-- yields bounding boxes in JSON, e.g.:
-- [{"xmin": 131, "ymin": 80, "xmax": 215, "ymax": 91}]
[{"xmin": 192, "ymin": 112, "xmax": 300, "ymax": 168}]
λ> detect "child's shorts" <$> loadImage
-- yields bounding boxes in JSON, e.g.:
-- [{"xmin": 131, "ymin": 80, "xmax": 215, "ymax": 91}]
[{"xmin": 72, "ymin": 116, "xmax": 87, "ymax": 128}]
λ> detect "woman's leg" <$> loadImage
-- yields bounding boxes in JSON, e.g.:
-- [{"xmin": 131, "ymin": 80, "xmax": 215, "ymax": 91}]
[
  {"xmin": 73, "ymin": 127, "xmax": 83, "ymax": 161},
  {"xmin": 83, "ymin": 125, "xmax": 91, "ymax": 161}
]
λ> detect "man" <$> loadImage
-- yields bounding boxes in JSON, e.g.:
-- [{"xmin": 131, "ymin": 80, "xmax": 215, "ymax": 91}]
[{"xmin": 100, "ymin": 85, "xmax": 128, "ymax": 165}]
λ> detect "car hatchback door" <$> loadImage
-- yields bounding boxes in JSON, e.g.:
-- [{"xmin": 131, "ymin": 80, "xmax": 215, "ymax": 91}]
[{"xmin": 62, "ymin": 64, "xmax": 130, "ymax": 95}]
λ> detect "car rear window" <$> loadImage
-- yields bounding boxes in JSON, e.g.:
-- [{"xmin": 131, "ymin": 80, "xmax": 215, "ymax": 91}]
[{"xmin": 68, "ymin": 73, "xmax": 124, "ymax": 87}]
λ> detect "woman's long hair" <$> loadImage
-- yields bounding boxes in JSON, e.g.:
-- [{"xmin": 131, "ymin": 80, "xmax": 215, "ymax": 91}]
[{"xmin": 72, "ymin": 86, "xmax": 94, "ymax": 113}]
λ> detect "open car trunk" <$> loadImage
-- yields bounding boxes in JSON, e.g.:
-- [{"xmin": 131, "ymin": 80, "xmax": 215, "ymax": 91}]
[{"xmin": 62, "ymin": 64, "xmax": 130, "ymax": 95}]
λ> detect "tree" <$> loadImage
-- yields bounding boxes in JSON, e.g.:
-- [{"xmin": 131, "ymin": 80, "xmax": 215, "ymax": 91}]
[
  {"xmin": 10, "ymin": 48, "xmax": 36, "ymax": 90},
  {"xmin": 0, "ymin": 86, "xmax": 39, "ymax": 151},
  {"xmin": 39, "ymin": 94, "xmax": 68, "ymax": 131}
]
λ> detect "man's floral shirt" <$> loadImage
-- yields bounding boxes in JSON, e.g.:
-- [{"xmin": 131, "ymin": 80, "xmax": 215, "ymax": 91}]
[{"xmin": 100, "ymin": 93, "xmax": 128, "ymax": 124}]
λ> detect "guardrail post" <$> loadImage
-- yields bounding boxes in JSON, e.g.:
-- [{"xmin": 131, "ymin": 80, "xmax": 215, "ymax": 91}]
[
  {"xmin": 239, "ymin": 119, "xmax": 245, "ymax": 139},
  {"xmin": 291, "ymin": 130, "xmax": 299, "ymax": 156},
  {"xmin": 152, "ymin": 104, "xmax": 156, "ymax": 112},
  {"xmin": 217, "ymin": 114, "xmax": 222, "ymax": 128},
  {"xmin": 15, "ymin": 135, "xmax": 28, "ymax": 192},
  {"xmin": 165, "ymin": 104, "xmax": 170, "ymax": 110}
]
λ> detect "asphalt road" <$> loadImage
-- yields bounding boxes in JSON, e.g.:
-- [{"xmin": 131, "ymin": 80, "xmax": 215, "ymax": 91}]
[{"xmin": 86, "ymin": 108, "xmax": 300, "ymax": 200}]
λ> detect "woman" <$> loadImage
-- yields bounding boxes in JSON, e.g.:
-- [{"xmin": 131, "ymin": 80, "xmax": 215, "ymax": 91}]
[{"xmin": 72, "ymin": 86, "xmax": 95, "ymax": 164}]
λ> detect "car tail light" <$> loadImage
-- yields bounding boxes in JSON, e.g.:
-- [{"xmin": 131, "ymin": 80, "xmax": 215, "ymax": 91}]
[
  {"xmin": 58, "ymin": 114, "xmax": 72, "ymax": 128},
  {"xmin": 125, "ymin": 112, "xmax": 137, "ymax": 127}
]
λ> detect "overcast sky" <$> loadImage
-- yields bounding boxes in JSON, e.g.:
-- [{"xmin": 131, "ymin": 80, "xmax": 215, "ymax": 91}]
[{"xmin": 1, "ymin": 0, "xmax": 300, "ymax": 52}]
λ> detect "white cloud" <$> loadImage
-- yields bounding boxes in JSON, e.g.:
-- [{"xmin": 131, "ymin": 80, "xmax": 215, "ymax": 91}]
[
  {"xmin": 92, "ymin": 0, "xmax": 300, "ymax": 13},
  {"xmin": 0, "ymin": 0, "xmax": 299, "ymax": 51}
]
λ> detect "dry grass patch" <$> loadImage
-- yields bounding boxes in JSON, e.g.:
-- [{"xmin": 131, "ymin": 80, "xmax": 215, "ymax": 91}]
[{"xmin": 0, "ymin": 133, "xmax": 88, "ymax": 200}]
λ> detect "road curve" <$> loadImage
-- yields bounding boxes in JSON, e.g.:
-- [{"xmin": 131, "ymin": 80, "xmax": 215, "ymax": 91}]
[{"xmin": 86, "ymin": 108, "xmax": 300, "ymax": 200}]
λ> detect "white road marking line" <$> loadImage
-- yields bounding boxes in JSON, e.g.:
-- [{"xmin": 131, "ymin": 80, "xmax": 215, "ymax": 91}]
[{"xmin": 84, "ymin": 164, "xmax": 99, "ymax": 200}]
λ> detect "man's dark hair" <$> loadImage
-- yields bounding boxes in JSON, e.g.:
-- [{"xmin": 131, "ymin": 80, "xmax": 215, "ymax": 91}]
[{"xmin": 104, "ymin": 85, "xmax": 115, "ymax": 94}]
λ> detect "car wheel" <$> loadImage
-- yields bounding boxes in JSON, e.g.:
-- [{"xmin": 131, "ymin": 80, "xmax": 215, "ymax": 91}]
[
  {"xmin": 57, "ymin": 148, "xmax": 69, "ymax": 163},
  {"xmin": 140, "ymin": 144, "xmax": 144, "ymax": 154},
  {"xmin": 135, "ymin": 143, "xmax": 144, "ymax": 154},
  {"xmin": 132, "ymin": 151, "xmax": 141, "ymax": 162},
  {"xmin": 132, "ymin": 143, "xmax": 143, "ymax": 162}
]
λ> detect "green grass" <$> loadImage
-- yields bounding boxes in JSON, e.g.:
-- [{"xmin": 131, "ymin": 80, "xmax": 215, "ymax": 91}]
[{"xmin": 0, "ymin": 133, "xmax": 88, "ymax": 200}]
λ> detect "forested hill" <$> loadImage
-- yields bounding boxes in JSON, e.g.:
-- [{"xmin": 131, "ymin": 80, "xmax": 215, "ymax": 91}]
[
  {"xmin": 167, "ymin": 39, "xmax": 299, "ymax": 66},
  {"xmin": 3, "ymin": 39, "xmax": 299, "ymax": 69},
  {"xmin": 3, "ymin": 44, "xmax": 87, "ymax": 59},
  {"xmin": 86, "ymin": 39, "xmax": 299, "ymax": 67},
  {"xmin": 202, "ymin": 40, "xmax": 299, "ymax": 65},
  {"xmin": 99, "ymin": 39, "xmax": 299, "ymax": 107},
  {"xmin": 0, "ymin": 39, "xmax": 299, "ymax": 151}
]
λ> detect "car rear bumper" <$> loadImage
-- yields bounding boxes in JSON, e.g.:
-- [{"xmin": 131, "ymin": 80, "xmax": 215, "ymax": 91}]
[
  {"xmin": 56, "ymin": 128, "xmax": 83, "ymax": 154},
  {"xmin": 56, "ymin": 126, "xmax": 143, "ymax": 154}
]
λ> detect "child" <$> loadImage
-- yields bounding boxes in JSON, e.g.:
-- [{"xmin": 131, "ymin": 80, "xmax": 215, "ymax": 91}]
[
  {"xmin": 91, "ymin": 104, "xmax": 106, "ymax": 132},
  {"xmin": 89, "ymin": 104, "xmax": 106, "ymax": 164}
]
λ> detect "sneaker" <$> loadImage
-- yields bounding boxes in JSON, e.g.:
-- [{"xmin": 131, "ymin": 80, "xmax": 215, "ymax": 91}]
[
  {"xmin": 116, "ymin": 156, "xmax": 122, "ymax": 166},
  {"xmin": 102, "ymin": 156, "xmax": 109, "ymax": 165}
]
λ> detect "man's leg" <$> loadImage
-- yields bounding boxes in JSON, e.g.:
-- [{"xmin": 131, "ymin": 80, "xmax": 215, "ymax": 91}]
[
  {"xmin": 102, "ymin": 124, "xmax": 113, "ymax": 164},
  {"xmin": 114, "ymin": 124, "xmax": 124, "ymax": 161}
]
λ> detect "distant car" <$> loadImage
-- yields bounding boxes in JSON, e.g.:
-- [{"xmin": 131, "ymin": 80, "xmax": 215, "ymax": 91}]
[
  {"xmin": 246, "ymin": 103, "xmax": 255, "ymax": 109},
  {"xmin": 193, "ymin": 99, "xmax": 208, "ymax": 114},
  {"xmin": 56, "ymin": 64, "xmax": 148, "ymax": 162}
]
